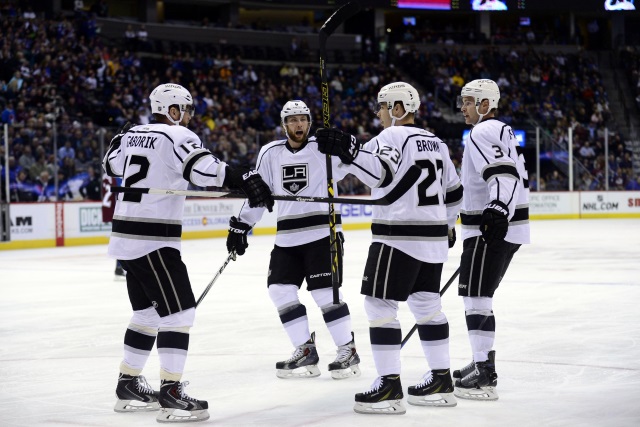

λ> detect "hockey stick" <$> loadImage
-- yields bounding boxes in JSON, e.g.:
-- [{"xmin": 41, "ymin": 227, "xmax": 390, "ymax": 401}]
[
  {"xmin": 110, "ymin": 165, "xmax": 421, "ymax": 205},
  {"xmin": 195, "ymin": 252, "xmax": 236, "ymax": 308},
  {"xmin": 400, "ymin": 267, "xmax": 461, "ymax": 348},
  {"xmin": 320, "ymin": 0, "xmax": 361, "ymax": 304}
]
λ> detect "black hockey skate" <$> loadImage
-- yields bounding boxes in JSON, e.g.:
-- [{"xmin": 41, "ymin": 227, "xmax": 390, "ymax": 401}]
[
  {"xmin": 276, "ymin": 332, "xmax": 320, "ymax": 379},
  {"xmin": 453, "ymin": 350, "xmax": 495, "ymax": 380},
  {"xmin": 407, "ymin": 369, "xmax": 457, "ymax": 407},
  {"xmin": 114, "ymin": 373, "xmax": 160, "ymax": 412},
  {"xmin": 454, "ymin": 351, "xmax": 498, "ymax": 401},
  {"xmin": 328, "ymin": 332, "xmax": 361, "ymax": 380},
  {"xmin": 156, "ymin": 380, "xmax": 209, "ymax": 423},
  {"xmin": 354, "ymin": 375, "xmax": 406, "ymax": 415}
]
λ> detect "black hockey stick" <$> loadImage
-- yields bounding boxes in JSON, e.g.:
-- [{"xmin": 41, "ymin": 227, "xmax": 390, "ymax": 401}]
[
  {"xmin": 400, "ymin": 267, "xmax": 461, "ymax": 348},
  {"xmin": 196, "ymin": 252, "xmax": 236, "ymax": 307},
  {"xmin": 320, "ymin": 0, "xmax": 361, "ymax": 304},
  {"xmin": 110, "ymin": 166, "xmax": 420, "ymax": 205}
]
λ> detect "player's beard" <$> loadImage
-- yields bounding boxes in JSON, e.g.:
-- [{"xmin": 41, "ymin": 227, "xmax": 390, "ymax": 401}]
[{"xmin": 288, "ymin": 126, "xmax": 309, "ymax": 144}]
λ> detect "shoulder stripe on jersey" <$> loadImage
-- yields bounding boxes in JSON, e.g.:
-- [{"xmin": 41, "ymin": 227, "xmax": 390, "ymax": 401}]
[
  {"xmin": 481, "ymin": 163, "xmax": 519, "ymax": 182},
  {"xmin": 173, "ymin": 148, "xmax": 184, "ymax": 163},
  {"xmin": 469, "ymin": 131, "xmax": 491, "ymax": 164},
  {"xmin": 128, "ymin": 129, "xmax": 175, "ymax": 143},
  {"xmin": 112, "ymin": 218, "xmax": 182, "ymax": 239},
  {"xmin": 277, "ymin": 213, "xmax": 342, "ymax": 232},
  {"xmin": 183, "ymin": 151, "xmax": 210, "ymax": 182},
  {"xmin": 256, "ymin": 141, "xmax": 287, "ymax": 170}
]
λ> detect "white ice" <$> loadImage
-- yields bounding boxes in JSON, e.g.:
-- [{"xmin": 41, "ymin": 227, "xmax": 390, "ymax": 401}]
[{"xmin": 1, "ymin": 218, "xmax": 639, "ymax": 427}]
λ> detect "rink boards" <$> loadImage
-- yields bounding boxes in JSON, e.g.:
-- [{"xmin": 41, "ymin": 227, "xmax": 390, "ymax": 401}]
[{"xmin": 1, "ymin": 191, "xmax": 639, "ymax": 250}]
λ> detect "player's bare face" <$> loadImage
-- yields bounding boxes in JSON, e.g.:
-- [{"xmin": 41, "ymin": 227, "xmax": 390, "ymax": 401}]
[
  {"xmin": 460, "ymin": 96, "xmax": 487, "ymax": 125},
  {"xmin": 180, "ymin": 110, "xmax": 192, "ymax": 127},
  {"xmin": 285, "ymin": 115, "xmax": 310, "ymax": 146},
  {"xmin": 376, "ymin": 103, "xmax": 393, "ymax": 128}
]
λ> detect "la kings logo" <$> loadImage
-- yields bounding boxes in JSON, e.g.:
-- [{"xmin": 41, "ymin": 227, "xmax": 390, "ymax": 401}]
[{"xmin": 281, "ymin": 164, "xmax": 308, "ymax": 195}]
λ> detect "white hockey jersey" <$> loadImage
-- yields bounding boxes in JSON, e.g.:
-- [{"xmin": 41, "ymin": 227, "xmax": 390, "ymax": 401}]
[
  {"xmin": 236, "ymin": 136, "xmax": 381, "ymax": 247},
  {"xmin": 103, "ymin": 123, "xmax": 227, "ymax": 260},
  {"xmin": 460, "ymin": 118, "xmax": 530, "ymax": 245},
  {"xmin": 339, "ymin": 124, "xmax": 463, "ymax": 263}
]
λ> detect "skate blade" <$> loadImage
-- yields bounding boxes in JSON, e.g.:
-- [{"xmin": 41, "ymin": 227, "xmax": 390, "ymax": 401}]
[
  {"xmin": 407, "ymin": 392, "xmax": 457, "ymax": 407},
  {"xmin": 276, "ymin": 365, "xmax": 320, "ymax": 379},
  {"xmin": 330, "ymin": 364, "xmax": 361, "ymax": 380},
  {"xmin": 114, "ymin": 399, "xmax": 160, "ymax": 412},
  {"xmin": 454, "ymin": 386, "xmax": 498, "ymax": 401},
  {"xmin": 114, "ymin": 275, "xmax": 126, "ymax": 282},
  {"xmin": 156, "ymin": 408, "xmax": 210, "ymax": 423},
  {"xmin": 354, "ymin": 400, "xmax": 406, "ymax": 415}
]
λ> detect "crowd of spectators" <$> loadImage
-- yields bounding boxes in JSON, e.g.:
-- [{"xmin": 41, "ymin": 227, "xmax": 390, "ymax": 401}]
[
  {"xmin": 0, "ymin": 5, "xmax": 638, "ymax": 204},
  {"xmin": 397, "ymin": 44, "xmax": 636, "ymax": 190}
]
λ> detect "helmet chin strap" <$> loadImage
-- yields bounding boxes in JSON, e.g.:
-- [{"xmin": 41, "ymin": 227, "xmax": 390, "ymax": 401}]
[
  {"xmin": 167, "ymin": 109, "xmax": 184, "ymax": 126},
  {"xmin": 389, "ymin": 109, "xmax": 409, "ymax": 127},
  {"xmin": 473, "ymin": 103, "xmax": 488, "ymax": 126}
]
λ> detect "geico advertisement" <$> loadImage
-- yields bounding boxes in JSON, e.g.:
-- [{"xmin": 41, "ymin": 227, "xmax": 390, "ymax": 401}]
[{"xmin": 8, "ymin": 203, "xmax": 55, "ymax": 239}]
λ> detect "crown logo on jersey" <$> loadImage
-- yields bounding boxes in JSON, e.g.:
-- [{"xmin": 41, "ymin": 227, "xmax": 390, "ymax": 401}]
[{"xmin": 281, "ymin": 164, "xmax": 308, "ymax": 196}]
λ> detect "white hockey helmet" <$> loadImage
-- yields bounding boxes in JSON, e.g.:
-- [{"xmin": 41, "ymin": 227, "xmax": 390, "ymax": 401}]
[
  {"xmin": 280, "ymin": 100, "xmax": 311, "ymax": 124},
  {"xmin": 458, "ymin": 79, "xmax": 500, "ymax": 110},
  {"xmin": 376, "ymin": 81, "xmax": 420, "ymax": 114},
  {"xmin": 280, "ymin": 100, "xmax": 311, "ymax": 140},
  {"xmin": 149, "ymin": 83, "xmax": 194, "ymax": 125}
]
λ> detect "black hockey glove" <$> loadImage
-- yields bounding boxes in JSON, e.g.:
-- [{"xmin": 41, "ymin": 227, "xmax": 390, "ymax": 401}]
[
  {"xmin": 448, "ymin": 227, "xmax": 456, "ymax": 249},
  {"xmin": 315, "ymin": 128, "xmax": 360, "ymax": 165},
  {"xmin": 108, "ymin": 121, "xmax": 133, "ymax": 152},
  {"xmin": 225, "ymin": 167, "xmax": 274, "ymax": 212},
  {"xmin": 226, "ymin": 216, "xmax": 251, "ymax": 256},
  {"xmin": 479, "ymin": 200, "xmax": 509, "ymax": 246}
]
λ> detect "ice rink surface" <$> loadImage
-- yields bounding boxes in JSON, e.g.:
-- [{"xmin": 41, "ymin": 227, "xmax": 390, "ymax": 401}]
[{"xmin": 1, "ymin": 218, "xmax": 639, "ymax": 427}]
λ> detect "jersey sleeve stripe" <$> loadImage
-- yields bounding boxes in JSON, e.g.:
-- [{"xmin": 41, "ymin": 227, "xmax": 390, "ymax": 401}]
[
  {"xmin": 182, "ymin": 151, "xmax": 210, "ymax": 182},
  {"xmin": 461, "ymin": 206, "xmax": 529, "ymax": 227},
  {"xmin": 481, "ymin": 163, "xmax": 519, "ymax": 182},
  {"xmin": 445, "ymin": 184, "xmax": 463, "ymax": 205}
]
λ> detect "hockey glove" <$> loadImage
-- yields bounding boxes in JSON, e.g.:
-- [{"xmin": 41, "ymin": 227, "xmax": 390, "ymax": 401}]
[
  {"xmin": 448, "ymin": 227, "xmax": 456, "ymax": 248},
  {"xmin": 226, "ymin": 216, "xmax": 251, "ymax": 256},
  {"xmin": 225, "ymin": 167, "xmax": 274, "ymax": 212},
  {"xmin": 315, "ymin": 128, "xmax": 360, "ymax": 165},
  {"xmin": 108, "ymin": 121, "xmax": 133, "ymax": 152},
  {"xmin": 479, "ymin": 200, "xmax": 509, "ymax": 245}
]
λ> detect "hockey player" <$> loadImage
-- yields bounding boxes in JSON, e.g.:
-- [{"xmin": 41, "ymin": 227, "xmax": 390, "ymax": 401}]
[
  {"xmin": 453, "ymin": 79, "xmax": 530, "ymax": 401},
  {"xmin": 103, "ymin": 83, "xmax": 274, "ymax": 423},
  {"xmin": 225, "ymin": 100, "xmax": 365, "ymax": 380},
  {"xmin": 315, "ymin": 82, "xmax": 463, "ymax": 414},
  {"xmin": 101, "ymin": 172, "xmax": 125, "ymax": 280}
]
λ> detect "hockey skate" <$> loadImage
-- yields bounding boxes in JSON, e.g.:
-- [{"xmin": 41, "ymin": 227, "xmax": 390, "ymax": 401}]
[
  {"xmin": 454, "ymin": 351, "xmax": 498, "ymax": 401},
  {"xmin": 276, "ymin": 332, "xmax": 320, "ymax": 379},
  {"xmin": 453, "ymin": 350, "xmax": 495, "ymax": 380},
  {"xmin": 354, "ymin": 375, "xmax": 406, "ymax": 415},
  {"xmin": 328, "ymin": 332, "xmax": 361, "ymax": 380},
  {"xmin": 114, "ymin": 373, "xmax": 160, "ymax": 412},
  {"xmin": 156, "ymin": 380, "xmax": 209, "ymax": 423},
  {"xmin": 407, "ymin": 369, "xmax": 457, "ymax": 407}
]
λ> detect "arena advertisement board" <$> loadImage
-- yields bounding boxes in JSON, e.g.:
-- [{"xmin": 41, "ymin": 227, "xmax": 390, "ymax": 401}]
[
  {"xmin": 528, "ymin": 192, "xmax": 580, "ymax": 219},
  {"xmin": 580, "ymin": 191, "xmax": 640, "ymax": 217},
  {"xmin": 1, "ymin": 203, "xmax": 56, "ymax": 248}
]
